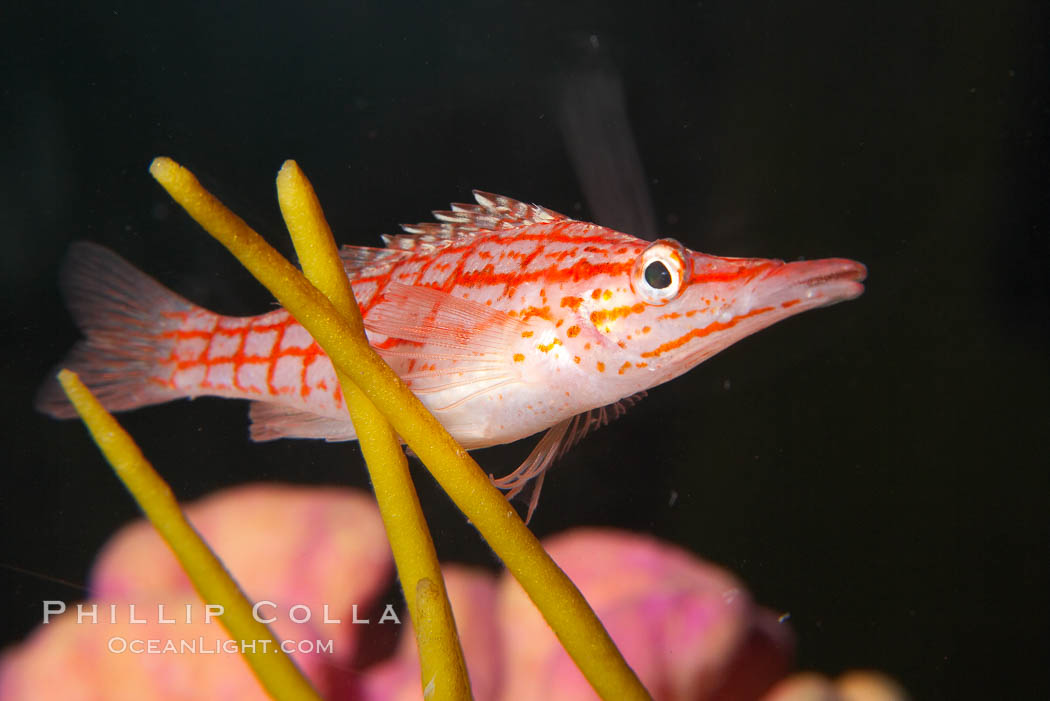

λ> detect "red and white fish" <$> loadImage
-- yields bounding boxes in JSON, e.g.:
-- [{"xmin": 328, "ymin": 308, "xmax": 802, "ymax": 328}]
[{"xmin": 38, "ymin": 192, "xmax": 865, "ymax": 517}]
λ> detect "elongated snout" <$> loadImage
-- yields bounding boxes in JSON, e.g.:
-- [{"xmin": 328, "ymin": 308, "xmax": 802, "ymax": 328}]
[{"xmin": 761, "ymin": 258, "xmax": 867, "ymax": 307}]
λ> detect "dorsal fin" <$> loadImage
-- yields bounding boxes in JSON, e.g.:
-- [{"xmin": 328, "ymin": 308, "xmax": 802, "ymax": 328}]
[
  {"xmin": 382, "ymin": 190, "xmax": 573, "ymax": 253},
  {"xmin": 338, "ymin": 245, "xmax": 413, "ymax": 276}
]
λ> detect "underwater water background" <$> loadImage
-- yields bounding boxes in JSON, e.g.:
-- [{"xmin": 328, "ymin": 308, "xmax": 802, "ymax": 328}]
[{"xmin": 1, "ymin": 1, "xmax": 1047, "ymax": 698}]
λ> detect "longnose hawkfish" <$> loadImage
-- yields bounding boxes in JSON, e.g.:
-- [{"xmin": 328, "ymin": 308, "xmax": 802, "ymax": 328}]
[{"xmin": 38, "ymin": 192, "xmax": 866, "ymax": 520}]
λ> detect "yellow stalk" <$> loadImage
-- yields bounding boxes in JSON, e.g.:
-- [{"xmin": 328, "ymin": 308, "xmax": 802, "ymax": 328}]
[
  {"xmin": 57, "ymin": 370, "xmax": 322, "ymax": 701},
  {"xmin": 149, "ymin": 156, "xmax": 650, "ymax": 700},
  {"xmin": 415, "ymin": 578, "xmax": 472, "ymax": 699},
  {"xmin": 275, "ymin": 160, "xmax": 471, "ymax": 700}
]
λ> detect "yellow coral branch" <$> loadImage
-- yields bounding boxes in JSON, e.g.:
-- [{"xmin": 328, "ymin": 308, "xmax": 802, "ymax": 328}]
[
  {"xmin": 149, "ymin": 156, "xmax": 650, "ymax": 700},
  {"xmin": 276, "ymin": 160, "xmax": 472, "ymax": 700},
  {"xmin": 415, "ymin": 578, "xmax": 472, "ymax": 699},
  {"xmin": 56, "ymin": 370, "xmax": 322, "ymax": 701}
]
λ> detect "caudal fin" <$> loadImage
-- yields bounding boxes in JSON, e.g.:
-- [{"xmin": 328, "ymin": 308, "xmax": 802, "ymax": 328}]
[{"xmin": 35, "ymin": 242, "xmax": 196, "ymax": 418}]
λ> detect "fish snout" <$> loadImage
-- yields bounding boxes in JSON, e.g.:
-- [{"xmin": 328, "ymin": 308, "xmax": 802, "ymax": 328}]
[
  {"xmin": 688, "ymin": 253, "xmax": 784, "ymax": 284},
  {"xmin": 760, "ymin": 257, "xmax": 867, "ymax": 307}
]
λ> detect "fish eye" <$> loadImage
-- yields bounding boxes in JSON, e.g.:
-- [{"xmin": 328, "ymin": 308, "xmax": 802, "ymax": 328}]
[
  {"xmin": 631, "ymin": 239, "xmax": 689, "ymax": 305},
  {"xmin": 645, "ymin": 261, "xmax": 672, "ymax": 289}
]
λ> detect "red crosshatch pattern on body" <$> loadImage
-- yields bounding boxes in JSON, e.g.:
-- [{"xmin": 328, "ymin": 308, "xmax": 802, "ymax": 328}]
[{"xmin": 155, "ymin": 309, "xmax": 340, "ymax": 408}]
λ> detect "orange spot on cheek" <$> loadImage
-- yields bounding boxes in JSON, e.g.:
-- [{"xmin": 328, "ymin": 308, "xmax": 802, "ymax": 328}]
[
  {"xmin": 573, "ymin": 356, "xmax": 580, "ymax": 364},
  {"xmin": 513, "ymin": 353, "xmax": 524, "ymax": 362},
  {"xmin": 567, "ymin": 325, "xmax": 580, "ymax": 338},
  {"xmin": 597, "ymin": 361, "xmax": 605, "ymax": 372},
  {"xmin": 521, "ymin": 330, "xmax": 534, "ymax": 338},
  {"xmin": 537, "ymin": 339, "xmax": 562, "ymax": 353},
  {"xmin": 617, "ymin": 361, "xmax": 631, "ymax": 375},
  {"xmin": 781, "ymin": 299, "xmax": 801, "ymax": 308},
  {"xmin": 603, "ymin": 290, "xmax": 613, "ymax": 301},
  {"xmin": 642, "ymin": 326, "xmax": 651, "ymax": 334},
  {"xmin": 560, "ymin": 295, "xmax": 583, "ymax": 310},
  {"xmin": 521, "ymin": 306, "xmax": 551, "ymax": 321},
  {"xmin": 591, "ymin": 289, "xmax": 602, "ymax": 300},
  {"xmin": 591, "ymin": 303, "xmax": 646, "ymax": 326}
]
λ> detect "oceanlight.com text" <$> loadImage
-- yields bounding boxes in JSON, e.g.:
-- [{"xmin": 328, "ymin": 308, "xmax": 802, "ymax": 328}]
[{"xmin": 106, "ymin": 636, "xmax": 335, "ymax": 655}]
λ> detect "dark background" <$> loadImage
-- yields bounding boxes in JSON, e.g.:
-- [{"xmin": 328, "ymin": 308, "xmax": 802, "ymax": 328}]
[{"xmin": 2, "ymin": 2, "xmax": 1047, "ymax": 699}]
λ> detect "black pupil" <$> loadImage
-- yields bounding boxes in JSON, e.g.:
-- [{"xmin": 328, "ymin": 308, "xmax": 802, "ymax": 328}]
[{"xmin": 644, "ymin": 260, "xmax": 673, "ymax": 289}]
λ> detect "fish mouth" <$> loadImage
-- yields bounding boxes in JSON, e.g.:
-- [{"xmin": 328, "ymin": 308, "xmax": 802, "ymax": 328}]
[{"xmin": 764, "ymin": 258, "xmax": 867, "ymax": 307}]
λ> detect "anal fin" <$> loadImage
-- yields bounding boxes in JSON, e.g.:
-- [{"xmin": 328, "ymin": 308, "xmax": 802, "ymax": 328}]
[{"xmin": 249, "ymin": 402, "xmax": 357, "ymax": 442}]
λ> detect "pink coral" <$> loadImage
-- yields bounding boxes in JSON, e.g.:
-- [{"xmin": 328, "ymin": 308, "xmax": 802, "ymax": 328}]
[
  {"xmin": 364, "ymin": 529, "xmax": 794, "ymax": 701},
  {"xmin": 0, "ymin": 484, "xmax": 394, "ymax": 700},
  {"xmin": 0, "ymin": 484, "xmax": 903, "ymax": 700}
]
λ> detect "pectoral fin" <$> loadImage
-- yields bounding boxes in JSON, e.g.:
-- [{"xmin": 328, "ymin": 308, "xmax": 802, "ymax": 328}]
[
  {"xmin": 365, "ymin": 282, "xmax": 528, "ymax": 414},
  {"xmin": 365, "ymin": 281, "xmax": 529, "ymax": 355}
]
